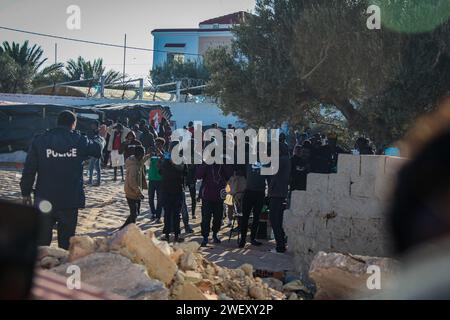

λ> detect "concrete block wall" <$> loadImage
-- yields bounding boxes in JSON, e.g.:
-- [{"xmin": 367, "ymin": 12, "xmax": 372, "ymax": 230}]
[{"xmin": 284, "ymin": 155, "xmax": 409, "ymax": 273}]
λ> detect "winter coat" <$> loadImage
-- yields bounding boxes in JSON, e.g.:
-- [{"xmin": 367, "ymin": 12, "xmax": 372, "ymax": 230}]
[
  {"xmin": 124, "ymin": 154, "xmax": 150, "ymax": 200},
  {"xmin": 20, "ymin": 126, "xmax": 105, "ymax": 209}
]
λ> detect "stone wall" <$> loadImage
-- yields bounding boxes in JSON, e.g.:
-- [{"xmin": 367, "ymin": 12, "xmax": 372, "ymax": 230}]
[{"xmin": 284, "ymin": 155, "xmax": 408, "ymax": 273}]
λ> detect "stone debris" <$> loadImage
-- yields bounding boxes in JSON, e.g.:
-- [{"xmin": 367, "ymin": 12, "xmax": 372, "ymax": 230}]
[
  {"xmin": 262, "ymin": 277, "xmax": 283, "ymax": 292},
  {"xmin": 173, "ymin": 241, "xmax": 201, "ymax": 254},
  {"xmin": 309, "ymin": 251, "xmax": 399, "ymax": 299},
  {"xmin": 37, "ymin": 224, "xmax": 288, "ymax": 300},
  {"xmin": 37, "ymin": 246, "xmax": 69, "ymax": 269},
  {"xmin": 170, "ymin": 248, "xmax": 184, "ymax": 265},
  {"xmin": 172, "ymin": 282, "xmax": 208, "ymax": 300},
  {"xmin": 288, "ymin": 293, "xmax": 299, "ymax": 300},
  {"xmin": 68, "ymin": 236, "xmax": 96, "ymax": 262},
  {"xmin": 179, "ymin": 252, "xmax": 198, "ymax": 271},
  {"xmin": 93, "ymin": 237, "xmax": 110, "ymax": 252},
  {"xmin": 184, "ymin": 271, "xmax": 203, "ymax": 284},
  {"xmin": 109, "ymin": 224, "xmax": 178, "ymax": 286},
  {"xmin": 40, "ymin": 256, "xmax": 61, "ymax": 269},
  {"xmin": 52, "ymin": 252, "xmax": 169, "ymax": 300},
  {"xmin": 283, "ymin": 280, "xmax": 309, "ymax": 293}
]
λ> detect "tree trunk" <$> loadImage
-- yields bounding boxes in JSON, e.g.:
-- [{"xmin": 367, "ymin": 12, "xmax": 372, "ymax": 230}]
[{"xmin": 333, "ymin": 98, "xmax": 390, "ymax": 150}]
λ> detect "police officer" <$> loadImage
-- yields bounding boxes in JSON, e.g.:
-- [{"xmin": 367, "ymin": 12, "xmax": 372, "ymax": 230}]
[{"xmin": 20, "ymin": 110, "xmax": 106, "ymax": 249}]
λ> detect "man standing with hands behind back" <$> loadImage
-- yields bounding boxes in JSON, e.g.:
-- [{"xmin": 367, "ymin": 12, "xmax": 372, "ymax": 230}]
[{"xmin": 20, "ymin": 111, "xmax": 106, "ymax": 249}]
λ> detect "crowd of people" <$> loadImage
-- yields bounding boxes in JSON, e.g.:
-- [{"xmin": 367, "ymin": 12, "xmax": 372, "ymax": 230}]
[
  {"xmin": 20, "ymin": 110, "xmax": 374, "ymax": 253},
  {"xmin": 17, "ymin": 103, "xmax": 450, "ymax": 299}
]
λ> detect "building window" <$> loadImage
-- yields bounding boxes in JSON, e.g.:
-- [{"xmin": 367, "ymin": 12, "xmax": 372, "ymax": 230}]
[
  {"xmin": 167, "ymin": 53, "xmax": 185, "ymax": 64},
  {"xmin": 213, "ymin": 23, "xmax": 220, "ymax": 29},
  {"xmin": 164, "ymin": 43, "xmax": 186, "ymax": 48}
]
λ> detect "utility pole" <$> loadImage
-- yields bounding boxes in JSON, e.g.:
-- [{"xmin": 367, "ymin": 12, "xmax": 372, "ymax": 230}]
[
  {"xmin": 54, "ymin": 43, "xmax": 58, "ymax": 64},
  {"xmin": 123, "ymin": 34, "xmax": 127, "ymax": 84}
]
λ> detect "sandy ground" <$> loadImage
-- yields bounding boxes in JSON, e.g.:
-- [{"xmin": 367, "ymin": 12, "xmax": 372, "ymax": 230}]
[{"xmin": 0, "ymin": 165, "xmax": 294, "ymax": 273}]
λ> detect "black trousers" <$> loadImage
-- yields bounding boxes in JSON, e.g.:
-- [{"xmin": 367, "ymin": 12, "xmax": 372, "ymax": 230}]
[
  {"xmin": 240, "ymin": 190, "xmax": 265, "ymax": 242},
  {"xmin": 269, "ymin": 197, "xmax": 286, "ymax": 250},
  {"xmin": 187, "ymin": 183, "xmax": 197, "ymax": 216},
  {"xmin": 39, "ymin": 209, "xmax": 78, "ymax": 250},
  {"xmin": 201, "ymin": 200, "xmax": 223, "ymax": 238},
  {"xmin": 122, "ymin": 198, "xmax": 141, "ymax": 228},
  {"xmin": 102, "ymin": 149, "xmax": 110, "ymax": 166},
  {"xmin": 114, "ymin": 166, "xmax": 124, "ymax": 180},
  {"xmin": 148, "ymin": 180, "xmax": 162, "ymax": 218},
  {"xmin": 162, "ymin": 192, "xmax": 182, "ymax": 236},
  {"xmin": 181, "ymin": 191, "xmax": 190, "ymax": 229}
]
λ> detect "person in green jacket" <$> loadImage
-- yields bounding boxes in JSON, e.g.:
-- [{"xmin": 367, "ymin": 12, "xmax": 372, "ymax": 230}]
[{"xmin": 148, "ymin": 138, "xmax": 165, "ymax": 223}]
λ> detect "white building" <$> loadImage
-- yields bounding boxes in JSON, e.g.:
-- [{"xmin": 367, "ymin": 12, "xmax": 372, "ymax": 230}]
[{"xmin": 151, "ymin": 11, "xmax": 248, "ymax": 68}]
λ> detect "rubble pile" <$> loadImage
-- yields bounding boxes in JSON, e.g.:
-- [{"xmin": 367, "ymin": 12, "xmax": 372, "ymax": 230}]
[
  {"xmin": 308, "ymin": 251, "xmax": 399, "ymax": 299},
  {"xmin": 38, "ymin": 224, "xmax": 293, "ymax": 300},
  {"xmin": 38, "ymin": 246, "xmax": 69, "ymax": 269}
]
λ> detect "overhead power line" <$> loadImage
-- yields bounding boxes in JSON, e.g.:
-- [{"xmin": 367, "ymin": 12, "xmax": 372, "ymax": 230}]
[{"xmin": 0, "ymin": 26, "xmax": 202, "ymax": 56}]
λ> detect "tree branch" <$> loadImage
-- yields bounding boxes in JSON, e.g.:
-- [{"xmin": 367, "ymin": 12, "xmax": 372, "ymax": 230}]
[{"xmin": 301, "ymin": 41, "xmax": 331, "ymax": 80}]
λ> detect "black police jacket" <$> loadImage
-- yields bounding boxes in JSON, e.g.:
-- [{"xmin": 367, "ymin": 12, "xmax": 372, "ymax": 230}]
[{"xmin": 20, "ymin": 126, "xmax": 105, "ymax": 210}]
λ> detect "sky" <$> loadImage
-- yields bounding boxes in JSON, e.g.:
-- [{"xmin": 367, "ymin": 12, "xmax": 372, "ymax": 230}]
[{"xmin": 0, "ymin": 0, "xmax": 256, "ymax": 80}]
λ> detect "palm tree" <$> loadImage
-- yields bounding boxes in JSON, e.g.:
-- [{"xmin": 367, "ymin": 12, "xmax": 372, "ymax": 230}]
[
  {"xmin": 65, "ymin": 56, "xmax": 124, "ymax": 96},
  {"xmin": 66, "ymin": 56, "xmax": 122, "ymax": 84},
  {"xmin": 0, "ymin": 41, "xmax": 65, "ymax": 93},
  {"xmin": 0, "ymin": 40, "xmax": 47, "ymax": 72},
  {"xmin": 32, "ymin": 62, "xmax": 67, "ymax": 89}
]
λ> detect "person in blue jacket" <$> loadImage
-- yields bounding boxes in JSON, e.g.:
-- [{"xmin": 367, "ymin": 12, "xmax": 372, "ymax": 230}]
[{"xmin": 20, "ymin": 110, "xmax": 105, "ymax": 249}]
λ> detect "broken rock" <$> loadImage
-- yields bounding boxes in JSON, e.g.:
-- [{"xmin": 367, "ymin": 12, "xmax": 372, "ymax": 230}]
[
  {"xmin": 40, "ymin": 256, "xmax": 60, "ymax": 269},
  {"xmin": 52, "ymin": 252, "xmax": 169, "ymax": 300},
  {"xmin": 109, "ymin": 224, "xmax": 177, "ymax": 286},
  {"xmin": 38, "ymin": 246, "xmax": 69, "ymax": 261},
  {"xmin": 288, "ymin": 293, "xmax": 298, "ymax": 300},
  {"xmin": 174, "ymin": 241, "xmax": 200, "ymax": 254},
  {"xmin": 68, "ymin": 236, "xmax": 96, "ymax": 262},
  {"xmin": 184, "ymin": 271, "xmax": 203, "ymax": 283},
  {"xmin": 196, "ymin": 279, "xmax": 214, "ymax": 293},
  {"xmin": 248, "ymin": 285, "xmax": 266, "ymax": 300},
  {"xmin": 262, "ymin": 277, "xmax": 283, "ymax": 292},
  {"xmin": 309, "ymin": 251, "xmax": 398, "ymax": 299},
  {"xmin": 240, "ymin": 264, "xmax": 254, "ymax": 278},
  {"xmin": 170, "ymin": 248, "xmax": 185, "ymax": 265},
  {"xmin": 179, "ymin": 252, "xmax": 198, "ymax": 271},
  {"xmin": 173, "ymin": 282, "xmax": 207, "ymax": 300},
  {"xmin": 93, "ymin": 237, "xmax": 109, "ymax": 252},
  {"xmin": 283, "ymin": 280, "xmax": 309, "ymax": 293}
]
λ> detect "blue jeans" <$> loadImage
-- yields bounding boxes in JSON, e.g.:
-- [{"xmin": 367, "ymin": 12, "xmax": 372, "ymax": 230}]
[{"xmin": 88, "ymin": 157, "xmax": 101, "ymax": 184}]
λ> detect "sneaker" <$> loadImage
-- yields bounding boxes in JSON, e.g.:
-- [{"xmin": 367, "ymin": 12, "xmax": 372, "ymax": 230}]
[
  {"xmin": 185, "ymin": 227, "xmax": 194, "ymax": 234},
  {"xmin": 162, "ymin": 234, "xmax": 170, "ymax": 242},
  {"xmin": 201, "ymin": 238, "xmax": 208, "ymax": 247},
  {"xmin": 150, "ymin": 215, "xmax": 156, "ymax": 221},
  {"xmin": 238, "ymin": 240, "xmax": 246, "ymax": 248},
  {"xmin": 212, "ymin": 234, "xmax": 221, "ymax": 244},
  {"xmin": 251, "ymin": 240, "xmax": 263, "ymax": 246},
  {"xmin": 269, "ymin": 247, "xmax": 286, "ymax": 254},
  {"xmin": 155, "ymin": 218, "xmax": 161, "ymax": 224},
  {"xmin": 175, "ymin": 235, "xmax": 185, "ymax": 243}
]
